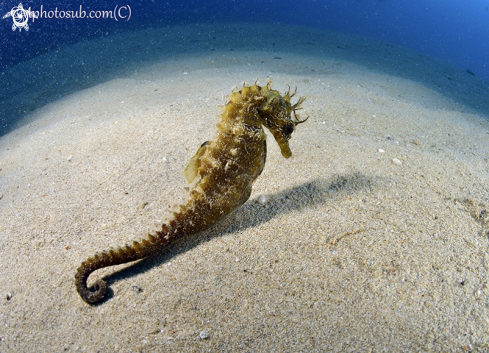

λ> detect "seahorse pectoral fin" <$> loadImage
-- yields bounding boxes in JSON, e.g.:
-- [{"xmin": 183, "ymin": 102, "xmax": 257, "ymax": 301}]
[{"xmin": 183, "ymin": 141, "xmax": 209, "ymax": 183}]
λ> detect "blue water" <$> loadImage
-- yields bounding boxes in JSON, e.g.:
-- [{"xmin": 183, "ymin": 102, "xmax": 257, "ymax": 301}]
[
  {"xmin": 1, "ymin": 0, "xmax": 488, "ymax": 81},
  {"xmin": 1, "ymin": 0, "xmax": 489, "ymax": 136}
]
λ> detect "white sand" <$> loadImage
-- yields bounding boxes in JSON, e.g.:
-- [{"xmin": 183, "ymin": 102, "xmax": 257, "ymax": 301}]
[{"xmin": 1, "ymin": 23, "xmax": 489, "ymax": 352}]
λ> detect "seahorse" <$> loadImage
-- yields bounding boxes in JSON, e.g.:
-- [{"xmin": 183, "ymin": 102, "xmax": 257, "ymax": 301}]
[{"xmin": 75, "ymin": 80, "xmax": 306, "ymax": 304}]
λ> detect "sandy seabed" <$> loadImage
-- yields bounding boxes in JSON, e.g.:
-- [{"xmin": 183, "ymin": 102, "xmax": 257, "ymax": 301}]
[{"xmin": 1, "ymin": 23, "xmax": 489, "ymax": 352}]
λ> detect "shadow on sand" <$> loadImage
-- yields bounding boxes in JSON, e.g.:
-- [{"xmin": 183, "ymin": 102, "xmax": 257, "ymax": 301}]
[{"xmin": 90, "ymin": 172, "xmax": 381, "ymax": 303}]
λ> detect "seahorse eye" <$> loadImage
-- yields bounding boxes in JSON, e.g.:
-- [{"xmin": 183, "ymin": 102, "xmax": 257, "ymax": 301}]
[{"xmin": 282, "ymin": 123, "xmax": 294, "ymax": 136}]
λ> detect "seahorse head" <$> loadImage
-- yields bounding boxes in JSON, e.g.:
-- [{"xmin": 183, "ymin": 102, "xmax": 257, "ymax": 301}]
[{"xmin": 257, "ymin": 85, "xmax": 307, "ymax": 158}]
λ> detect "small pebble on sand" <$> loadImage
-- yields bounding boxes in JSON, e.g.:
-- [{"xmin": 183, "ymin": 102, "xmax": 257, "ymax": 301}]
[
  {"xmin": 199, "ymin": 330, "xmax": 210, "ymax": 339},
  {"xmin": 392, "ymin": 158, "xmax": 402, "ymax": 166}
]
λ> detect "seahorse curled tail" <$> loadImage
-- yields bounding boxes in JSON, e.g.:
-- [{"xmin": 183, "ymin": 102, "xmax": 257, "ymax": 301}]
[{"xmin": 75, "ymin": 223, "xmax": 175, "ymax": 304}]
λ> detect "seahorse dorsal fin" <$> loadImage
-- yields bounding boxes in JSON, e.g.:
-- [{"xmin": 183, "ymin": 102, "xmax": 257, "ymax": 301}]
[{"xmin": 183, "ymin": 141, "xmax": 209, "ymax": 184}]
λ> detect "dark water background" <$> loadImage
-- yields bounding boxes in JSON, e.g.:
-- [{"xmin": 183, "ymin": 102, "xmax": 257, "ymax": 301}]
[
  {"xmin": 1, "ymin": 0, "xmax": 489, "ymax": 136},
  {"xmin": 1, "ymin": 0, "xmax": 488, "ymax": 81}
]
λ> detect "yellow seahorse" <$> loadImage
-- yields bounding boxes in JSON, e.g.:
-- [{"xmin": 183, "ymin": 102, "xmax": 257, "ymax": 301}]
[{"xmin": 75, "ymin": 80, "xmax": 306, "ymax": 304}]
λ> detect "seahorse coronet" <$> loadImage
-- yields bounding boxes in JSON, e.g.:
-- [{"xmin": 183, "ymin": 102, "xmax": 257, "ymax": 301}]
[{"xmin": 75, "ymin": 81, "xmax": 306, "ymax": 304}]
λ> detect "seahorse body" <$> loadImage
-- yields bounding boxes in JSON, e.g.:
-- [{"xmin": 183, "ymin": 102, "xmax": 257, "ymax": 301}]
[{"xmin": 75, "ymin": 81, "xmax": 306, "ymax": 304}]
